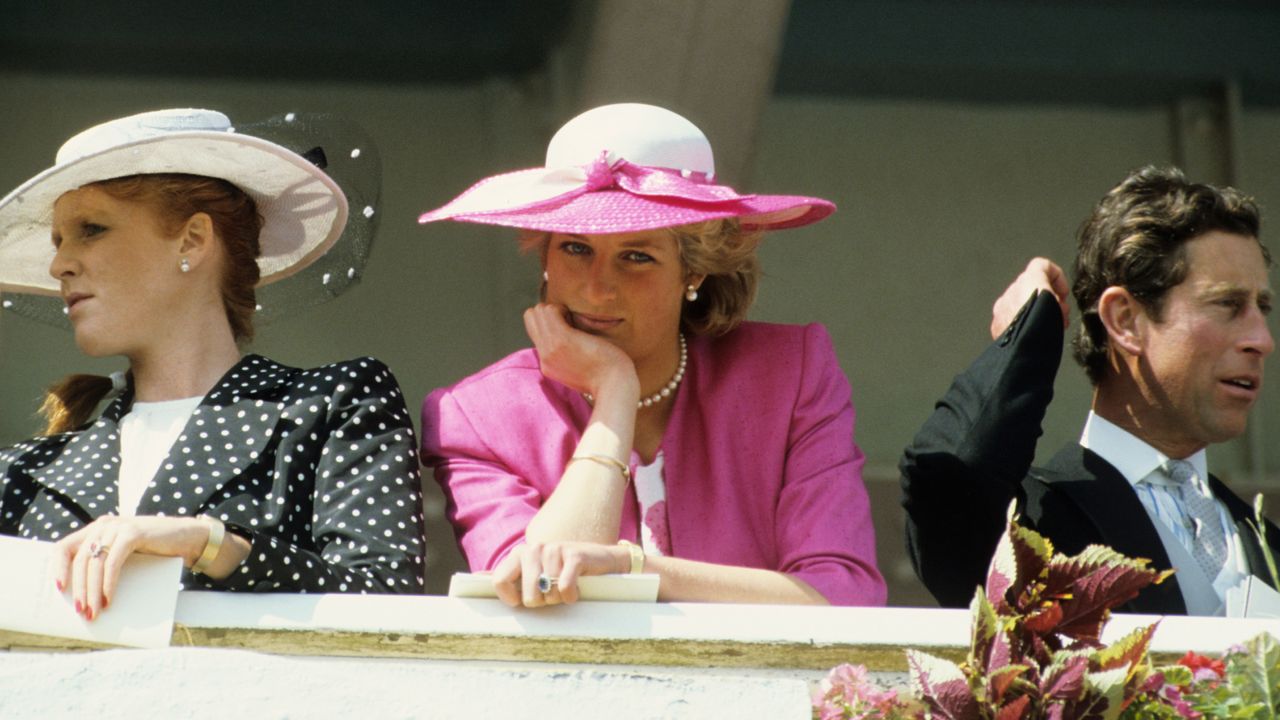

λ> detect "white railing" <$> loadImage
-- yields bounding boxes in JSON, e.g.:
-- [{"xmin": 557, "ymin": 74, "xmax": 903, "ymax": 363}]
[{"xmin": 2, "ymin": 596, "xmax": 1277, "ymax": 719}]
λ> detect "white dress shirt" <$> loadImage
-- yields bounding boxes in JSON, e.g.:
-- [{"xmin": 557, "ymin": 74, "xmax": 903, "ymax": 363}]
[{"xmin": 1080, "ymin": 411, "xmax": 1246, "ymax": 612}]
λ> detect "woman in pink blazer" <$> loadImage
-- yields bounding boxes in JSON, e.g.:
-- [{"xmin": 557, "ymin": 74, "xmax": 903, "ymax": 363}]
[{"xmin": 420, "ymin": 104, "xmax": 885, "ymax": 607}]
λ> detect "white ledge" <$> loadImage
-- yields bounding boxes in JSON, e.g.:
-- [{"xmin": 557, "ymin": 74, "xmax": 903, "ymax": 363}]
[
  {"xmin": 4, "ymin": 593, "xmax": 1278, "ymax": 671},
  {"xmin": 176, "ymin": 592, "xmax": 973, "ymax": 646},
  {"xmin": 174, "ymin": 593, "xmax": 1279, "ymax": 650}
]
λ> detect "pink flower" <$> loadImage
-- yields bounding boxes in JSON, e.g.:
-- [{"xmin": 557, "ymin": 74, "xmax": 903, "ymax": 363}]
[
  {"xmin": 1149, "ymin": 684, "xmax": 1201, "ymax": 719},
  {"xmin": 812, "ymin": 664, "xmax": 907, "ymax": 719}
]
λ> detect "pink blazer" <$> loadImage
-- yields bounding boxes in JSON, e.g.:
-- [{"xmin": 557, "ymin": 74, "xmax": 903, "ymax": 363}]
[{"xmin": 421, "ymin": 321, "xmax": 886, "ymax": 606}]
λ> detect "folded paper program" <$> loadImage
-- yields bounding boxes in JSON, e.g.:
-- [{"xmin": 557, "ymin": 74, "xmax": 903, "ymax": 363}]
[{"xmin": 0, "ymin": 535, "xmax": 182, "ymax": 648}]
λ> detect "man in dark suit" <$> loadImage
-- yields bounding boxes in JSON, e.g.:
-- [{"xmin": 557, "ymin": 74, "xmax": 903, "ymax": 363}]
[{"xmin": 901, "ymin": 166, "xmax": 1280, "ymax": 615}]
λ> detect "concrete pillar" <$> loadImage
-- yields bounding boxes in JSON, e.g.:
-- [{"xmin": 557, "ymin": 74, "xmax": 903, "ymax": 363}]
[
  {"xmin": 1171, "ymin": 82, "xmax": 1239, "ymax": 187},
  {"xmin": 570, "ymin": 0, "xmax": 794, "ymax": 186}
]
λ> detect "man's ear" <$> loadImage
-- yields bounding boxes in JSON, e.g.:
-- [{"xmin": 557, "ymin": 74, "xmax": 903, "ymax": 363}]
[
  {"xmin": 1097, "ymin": 285, "xmax": 1146, "ymax": 356},
  {"xmin": 177, "ymin": 212, "xmax": 216, "ymax": 271}
]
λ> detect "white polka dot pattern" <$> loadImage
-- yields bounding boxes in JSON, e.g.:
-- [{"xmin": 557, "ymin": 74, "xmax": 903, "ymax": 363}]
[{"xmin": 0, "ymin": 355, "xmax": 425, "ymax": 594}]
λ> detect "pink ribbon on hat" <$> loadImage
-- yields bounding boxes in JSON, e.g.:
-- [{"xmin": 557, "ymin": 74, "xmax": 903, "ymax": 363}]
[{"xmin": 420, "ymin": 151, "xmax": 755, "ymax": 222}]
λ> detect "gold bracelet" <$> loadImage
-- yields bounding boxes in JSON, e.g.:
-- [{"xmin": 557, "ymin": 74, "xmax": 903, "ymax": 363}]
[
  {"xmin": 617, "ymin": 539, "xmax": 645, "ymax": 574},
  {"xmin": 569, "ymin": 454, "xmax": 631, "ymax": 485},
  {"xmin": 190, "ymin": 517, "xmax": 225, "ymax": 575}
]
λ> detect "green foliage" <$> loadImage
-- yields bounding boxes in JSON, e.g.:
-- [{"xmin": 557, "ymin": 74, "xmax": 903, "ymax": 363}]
[
  {"xmin": 1121, "ymin": 634, "xmax": 1280, "ymax": 719},
  {"xmin": 1231, "ymin": 632, "xmax": 1280, "ymax": 713}
]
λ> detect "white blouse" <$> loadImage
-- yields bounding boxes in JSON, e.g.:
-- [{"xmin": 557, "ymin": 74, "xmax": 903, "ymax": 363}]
[
  {"xmin": 633, "ymin": 451, "xmax": 671, "ymax": 557},
  {"xmin": 117, "ymin": 396, "xmax": 201, "ymax": 515}
]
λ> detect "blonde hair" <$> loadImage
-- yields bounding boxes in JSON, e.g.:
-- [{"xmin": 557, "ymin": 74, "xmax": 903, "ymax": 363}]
[{"xmin": 519, "ymin": 218, "xmax": 762, "ymax": 337}]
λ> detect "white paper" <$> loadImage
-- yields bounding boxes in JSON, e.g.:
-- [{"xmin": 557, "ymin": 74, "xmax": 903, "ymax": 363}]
[
  {"xmin": 0, "ymin": 535, "xmax": 183, "ymax": 648},
  {"xmin": 448, "ymin": 572, "xmax": 660, "ymax": 602},
  {"xmin": 1224, "ymin": 574, "xmax": 1280, "ymax": 618}
]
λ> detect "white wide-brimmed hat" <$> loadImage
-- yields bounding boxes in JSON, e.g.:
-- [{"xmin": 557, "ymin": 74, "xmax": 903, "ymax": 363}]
[
  {"xmin": 420, "ymin": 103, "xmax": 834, "ymax": 234},
  {"xmin": 0, "ymin": 108, "xmax": 348, "ymax": 296}
]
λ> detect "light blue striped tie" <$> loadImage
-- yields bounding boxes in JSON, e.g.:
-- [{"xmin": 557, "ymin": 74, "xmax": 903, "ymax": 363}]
[{"xmin": 1163, "ymin": 459, "xmax": 1227, "ymax": 579}]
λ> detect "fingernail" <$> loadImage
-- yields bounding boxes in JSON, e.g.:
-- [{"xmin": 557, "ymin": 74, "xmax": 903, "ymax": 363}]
[
  {"xmin": 86, "ymin": 607, "xmax": 94, "ymax": 621},
  {"xmin": 74, "ymin": 600, "xmax": 82, "ymax": 614},
  {"xmin": 101, "ymin": 597, "xmax": 109, "ymax": 609},
  {"xmin": 55, "ymin": 579, "xmax": 64, "ymax": 592}
]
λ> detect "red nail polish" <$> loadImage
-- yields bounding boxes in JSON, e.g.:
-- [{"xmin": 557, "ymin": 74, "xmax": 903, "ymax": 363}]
[
  {"xmin": 74, "ymin": 599, "xmax": 82, "ymax": 614},
  {"xmin": 55, "ymin": 579, "xmax": 64, "ymax": 592},
  {"xmin": 102, "ymin": 597, "xmax": 109, "ymax": 609},
  {"xmin": 86, "ymin": 607, "xmax": 94, "ymax": 621}
]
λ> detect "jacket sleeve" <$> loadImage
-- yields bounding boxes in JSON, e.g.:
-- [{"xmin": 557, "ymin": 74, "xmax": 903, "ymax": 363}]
[
  {"xmin": 0, "ymin": 440, "xmax": 32, "ymax": 535},
  {"xmin": 195, "ymin": 359, "xmax": 426, "ymax": 594},
  {"xmin": 774, "ymin": 323, "xmax": 887, "ymax": 606},
  {"xmin": 0, "ymin": 436, "xmax": 67, "ymax": 537},
  {"xmin": 420, "ymin": 385, "xmax": 545, "ymax": 571},
  {"xmin": 898, "ymin": 291, "xmax": 1064, "ymax": 607}
]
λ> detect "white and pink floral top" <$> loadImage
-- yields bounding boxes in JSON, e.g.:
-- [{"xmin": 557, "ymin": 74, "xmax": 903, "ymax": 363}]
[{"xmin": 633, "ymin": 452, "xmax": 671, "ymax": 557}]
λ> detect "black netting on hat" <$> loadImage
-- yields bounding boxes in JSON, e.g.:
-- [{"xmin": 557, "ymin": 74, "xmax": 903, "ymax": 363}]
[{"xmin": 0, "ymin": 111, "xmax": 381, "ymax": 329}]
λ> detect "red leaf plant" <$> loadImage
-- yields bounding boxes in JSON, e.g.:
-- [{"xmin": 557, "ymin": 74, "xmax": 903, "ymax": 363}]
[{"xmin": 906, "ymin": 513, "xmax": 1173, "ymax": 720}]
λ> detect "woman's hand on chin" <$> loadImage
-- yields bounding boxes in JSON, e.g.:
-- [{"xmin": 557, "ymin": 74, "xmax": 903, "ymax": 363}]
[
  {"xmin": 49, "ymin": 515, "xmax": 245, "ymax": 621},
  {"xmin": 491, "ymin": 540, "xmax": 629, "ymax": 608},
  {"xmin": 523, "ymin": 303, "xmax": 639, "ymax": 402}
]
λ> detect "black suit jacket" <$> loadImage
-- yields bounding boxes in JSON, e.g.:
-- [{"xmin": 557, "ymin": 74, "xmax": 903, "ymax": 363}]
[
  {"xmin": 0, "ymin": 355, "xmax": 425, "ymax": 593},
  {"xmin": 900, "ymin": 292, "xmax": 1280, "ymax": 614}
]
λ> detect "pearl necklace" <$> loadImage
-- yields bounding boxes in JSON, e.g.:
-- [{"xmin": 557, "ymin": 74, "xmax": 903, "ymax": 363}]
[{"xmin": 584, "ymin": 333, "xmax": 687, "ymax": 409}]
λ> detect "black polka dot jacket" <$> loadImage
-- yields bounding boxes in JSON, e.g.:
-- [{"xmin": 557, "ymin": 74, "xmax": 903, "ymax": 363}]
[{"xmin": 0, "ymin": 355, "xmax": 425, "ymax": 594}]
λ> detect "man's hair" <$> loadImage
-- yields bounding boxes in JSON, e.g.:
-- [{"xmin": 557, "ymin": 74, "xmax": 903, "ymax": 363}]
[{"xmin": 1071, "ymin": 165, "xmax": 1267, "ymax": 384}]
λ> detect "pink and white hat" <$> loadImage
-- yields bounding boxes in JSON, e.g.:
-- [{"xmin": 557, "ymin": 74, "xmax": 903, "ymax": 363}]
[{"xmin": 418, "ymin": 103, "xmax": 834, "ymax": 234}]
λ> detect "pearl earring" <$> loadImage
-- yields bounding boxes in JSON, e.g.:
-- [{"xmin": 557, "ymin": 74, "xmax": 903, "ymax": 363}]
[
  {"xmin": 180, "ymin": 257, "xmax": 191, "ymax": 273},
  {"xmin": 685, "ymin": 284, "xmax": 698, "ymax": 302},
  {"xmin": 543, "ymin": 270, "xmax": 549, "ymax": 282}
]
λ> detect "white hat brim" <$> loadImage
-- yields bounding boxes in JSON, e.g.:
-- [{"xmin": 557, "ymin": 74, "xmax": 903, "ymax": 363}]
[{"xmin": 0, "ymin": 131, "xmax": 347, "ymax": 296}]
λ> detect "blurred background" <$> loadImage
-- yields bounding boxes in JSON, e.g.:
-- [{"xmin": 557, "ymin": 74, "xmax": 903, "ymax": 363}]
[{"xmin": 2, "ymin": 0, "xmax": 1278, "ymax": 605}]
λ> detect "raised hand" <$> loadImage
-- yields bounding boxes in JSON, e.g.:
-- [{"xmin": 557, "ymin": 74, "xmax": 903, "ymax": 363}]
[
  {"xmin": 991, "ymin": 257, "xmax": 1071, "ymax": 340},
  {"xmin": 523, "ymin": 302, "xmax": 639, "ymax": 404}
]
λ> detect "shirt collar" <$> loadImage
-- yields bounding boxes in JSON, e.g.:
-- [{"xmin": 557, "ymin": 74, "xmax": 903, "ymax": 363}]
[{"xmin": 1080, "ymin": 410, "xmax": 1208, "ymax": 488}]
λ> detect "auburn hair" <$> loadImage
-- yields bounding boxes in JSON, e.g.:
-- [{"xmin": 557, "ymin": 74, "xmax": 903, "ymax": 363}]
[{"xmin": 40, "ymin": 174, "xmax": 262, "ymax": 435}]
